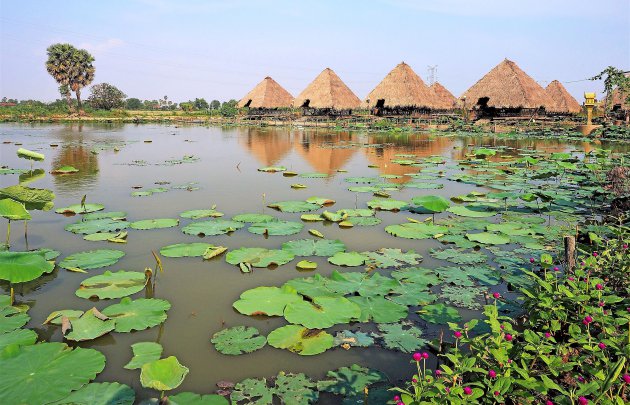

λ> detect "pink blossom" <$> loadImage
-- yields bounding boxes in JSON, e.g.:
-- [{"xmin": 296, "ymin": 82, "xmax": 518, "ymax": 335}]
[
  {"xmin": 413, "ymin": 352, "xmax": 422, "ymax": 361},
  {"xmin": 553, "ymin": 266, "xmax": 559, "ymax": 271},
  {"xmin": 595, "ymin": 283, "xmax": 603, "ymax": 290},
  {"xmin": 463, "ymin": 386, "xmax": 472, "ymax": 395},
  {"xmin": 577, "ymin": 375, "xmax": 585, "ymax": 383},
  {"xmin": 568, "ymin": 277, "xmax": 575, "ymax": 281},
  {"xmin": 546, "ymin": 401, "xmax": 554, "ymax": 405},
  {"xmin": 494, "ymin": 391, "xmax": 500, "ymax": 396},
  {"xmin": 411, "ymin": 378, "xmax": 417, "ymax": 383},
  {"xmin": 505, "ymin": 334, "xmax": 513, "ymax": 341},
  {"xmin": 492, "ymin": 292, "xmax": 501, "ymax": 299},
  {"xmin": 578, "ymin": 396, "xmax": 588, "ymax": 405},
  {"xmin": 592, "ymin": 252, "xmax": 598, "ymax": 257},
  {"xmin": 435, "ymin": 370, "xmax": 441, "ymax": 376},
  {"xmin": 397, "ymin": 402, "xmax": 404, "ymax": 405},
  {"xmin": 584, "ymin": 315, "xmax": 593, "ymax": 324},
  {"xmin": 394, "ymin": 396, "xmax": 400, "ymax": 401},
  {"xmin": 421, "ymin": 352, "xmax": 429, "ymax": 359},
  {"xmin": 599, "ymin": 302, "xmax": 605, "ymax": 307},
  {"xmin": 529, "ymin": 257, "xmax": 535, "ymax": 263},
  {"xmin": 622, "ymin": 374, "xmax": 630, "ymax": 383},
  {"xmin": 488, "ymin": 369, "xmax": 497, "ymax": 378},
  {"xmin": 445, "ymin": 387, "xmax": 450, "ymax": 393},
  {"xmin": 454, "ymin": 331, "xmax": 462, "ymax": 339},
  {"xmin": 544, "ymin": 332, "xmax": 552, "ymax": 338},
  {"xmin": 623, "ymin": 244, "xmax": 628, "ymax": 249},
  {"xmin": 598, "ymin": 342, "xmax": 606, "ymax": 349}
]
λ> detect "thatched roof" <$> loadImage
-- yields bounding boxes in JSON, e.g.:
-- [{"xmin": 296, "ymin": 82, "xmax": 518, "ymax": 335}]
[
  {"xmin": 237, "ymin": 76, "xmax": 293, "ymax": 108},
  {"xmin": 430, "ymin": 82, "xmax": 457, "ymax": 110},
  {"xmin": 544, "ymin": 80, "xmax": 582, "ymax": 113},
  {"xmin": 365, "ymin": 62, "xmax": 436, "ymax": 109},
  {"xmin": 293, "ymin": 68, "xmax": 361, "ymax": 109},
  {"xmin": 461, "ymin": 59, "xmax": 549, "ymax": 109}
]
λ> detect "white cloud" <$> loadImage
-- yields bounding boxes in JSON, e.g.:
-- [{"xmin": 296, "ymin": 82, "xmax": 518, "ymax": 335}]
[{"xmin": 79, "ymin": 38, "xmax": 124, "ymax": 55}]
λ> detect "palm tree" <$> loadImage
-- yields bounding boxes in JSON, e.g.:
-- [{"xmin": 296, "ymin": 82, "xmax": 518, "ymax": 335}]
[
  {"xmin": 46, "ymin": 44, "xmax": 75, "ymax": 109},
  {"xmin": 45, "ymin": 43, "xmax": 95, "ymax": 111},
  {"xmin": 68, "ymin": 49, "xmax": 95, "ymax": 110}
]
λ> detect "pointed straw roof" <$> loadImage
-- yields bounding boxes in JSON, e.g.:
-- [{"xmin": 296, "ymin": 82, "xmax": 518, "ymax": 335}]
[
  {"xmin": 461, "ymin": 59, "xmax": 549, "ymax": 109},
  {"xmin": 544, "ymin": 80, "xmax": 582, "ymax": 113},
  {"xmin": 293, "ymin": 68, "xmax": 361, "ymax": 109},
  {"xmin": 365, "ymin": 62, "xmax": 437, "ymax": 109},
  {"xmin": 430, "ymin": 82, "xmax": 457, "ymax": 110},
  {"xmin": 237, "ymin": 76, "xmax": 293, "ymax": 108}
]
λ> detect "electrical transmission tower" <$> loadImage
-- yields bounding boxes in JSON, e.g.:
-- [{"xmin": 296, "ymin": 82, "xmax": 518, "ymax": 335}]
[{"xmin": 427, "ymin": 65, "xmax": 438, "ymax": 85}]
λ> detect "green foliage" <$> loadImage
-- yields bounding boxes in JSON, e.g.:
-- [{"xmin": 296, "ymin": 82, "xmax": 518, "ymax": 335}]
[
  {"xmin": 46, "ymin": 43, "xmax": 95, "ymax": 109},
  {"xmin": 88, "ymin": 83, "xmax": 127, "ymax": 110},
  {"xmin": 211, "ymin": 326, "xmax": 267, "ymax": 355}
]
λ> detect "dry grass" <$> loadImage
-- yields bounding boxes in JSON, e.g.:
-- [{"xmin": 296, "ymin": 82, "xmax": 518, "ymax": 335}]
[
  {"xmin": 365, "ymin": 62, "xmax": 437, "ymax": 109},
  {"xmin": 293, "ymin": 68, "xmax": 361, "ymax": 109},
  {"xmin": 545, "ymin": 80, "xmax": 582, "ymax": 113},
  {"xmin": 430, "ymin": 82, "xmax": 457, "ymax": 110},
  {"xmin": 237, "ymin": 76, "xmax": 294, "ymax": 108}
]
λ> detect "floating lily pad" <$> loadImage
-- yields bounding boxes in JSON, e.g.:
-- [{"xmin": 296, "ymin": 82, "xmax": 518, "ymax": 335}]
[
  {"xmin": 167, "ymin": 392, "xmax": 229, "ymax": 405},
  {"xmin": 56, "ymin": 203, "xmax": 104, "ymax": 215},
  {"xmin": 404, "ymin": 182, "xmax": 444, "ymax": 190},
  {"xmin": 0, "ymin": 251, "xmax": 54, "ymax": 283},
  {"xmin": 417, "ymin": 303, "xmax": 462, "ymax": 324},
  {"xmin": 0, "ymin": 328, "xmax": 37, "ymax": 351},
  {"xmin": 179, "ymin": 209, "xmax": 224, "ymax": 219},
  {"xmin": 182, "ymin": 219, "xmax": 244, "ymax": 236},
  {"xmin": 232, "ymin": 213, "xmax": 275, "ymax": 223},
  {"xmin": 44, "ymin": 309, "xmax": 84, "ymax": 325},
  {"xmin": 130, "ymin": 218, "xmax": 179, "ymax": 230},
  {"xmin": 367, "ymin": 198, "xmax": 407, "ymax": 211},
  {"xmin": 297, "ymin": 260, "xmax": 317, "ymax": 270},
  {"xmin": 59, "ymin": 249, "xmax": 125, "ymax": 271},
  {"xmin": 159, "ymin": 243, "xmax": 216, "ymax": 258},
  {"xmin": 267, "ymin": 325, "xmax": 334, "ymax": 355},
  {"xmin": 248, "ymin": 220, "xmax": 303, "ymax": 236},
  {"xmin": 376, "ymin": 323, "xmax": 429, "ymax": 353},
  {"xmin": 282, "ymin": 239, "xmax": 346, "ymax": 257},
  {"xmin": 17, "ymin": 148, "xmax": 44, "ymax": 161},
  {"xmin": 0, "ymin": 198, "xmax": 31, "ymax": 220},
  {"xmin": 226, "ymin": 247, "xmax": 294, "ymax": 268},
  {"xmin": 328, "ymin": 251, "xmax": 367, "ymax": 267},
  {"xmin": 317, "ymin": 364, "xmax": 385, "ymax": 397},
  {"xmin": 233, "ymin": 286, "xmax": 302, "ymax": 316},
  {"xmin": 385, "ymin": 222, "xmax": 447, "ymax": 239},
  {"xmin": 440, "ymin": 285, "xmax": 485, "ymax": 309},
  {"xmin": 211, "ymin": 326, "xmax": 267, "ymax": 355},
  {"xmin": 447, "ymin": 205, "xmax": 496, "ymax": 218},
  {"xmin": 298, "ymin": 172, "xmax": 328, "ymax": 178},
  {"xmin": 83, "ymin": 211, "xmax": 127, "ymax": 221},
  {"xmin": 64, "ymin": 308, "xmax": 116, "ymax": 341},
  {"xmin": 267, "ymin": 201, "xmax": 321, "ymax": 213},
  {"xmin": 0, "ymin": 295, "xmax": 30, "ymax": 334},
  {"xmin": 50, "ymin": 165, "xmax": 79, "ymax": 175},
  {"xmin": 431, "ymin": 248, "xmax": 488, "ymax": 265},
  {"xmin": 102, "ymin": 297, "xmax": 171, "ymax": 332},
  {"xmin": 347, "ymin": 296, "xmax": 408, "ymax": 323},
  {"xmin": 140, "ymin": 356, "xmax": 189, "ymax": 391},
  {"xmin": 306, "ymin": 196, "xmax": 335, "ymax": 205},
  {"xmin": 466, "ymin": 232, "xmax": 510, "ymax": 245},
  {"xmin": 50, "ymin": 382, "xmax": 135, "ymax": 405},
  {"xmin": 363, "ymin": 248, "xmax": 422, "ymax": 268},
  {"xmin": 300, "ymin": 214, "xmax": 324, "ymax": 221},
  {"xmin": 258, "ymin": 166, "xmax": 286, "ymax": 172},
  {"xmin": 0, "ymin": 185, "xmax": 55, "ymax": 211},
  {"xmin": 124, "ymin": 342, "xmax": 163, "ymax": 370},
  {"xmin": 65, "ymin": 218, "xmax": 130, "ymax": 235},
  {"xmin": 410, "ymin": 195, "xmax": 450, "ymax": 213},
  {"xmin": 76, "ymin": 270, "xmax": 146, "ymax": 299},
  {"xmin": 284, "ymin": 296, "xmax": 361, "ymax": 329},
  {"xmin": 333, "ymin": 330, "xmax": 374, "ymax": 348},
  {"xmin": 83, "ymin": 232, "xmax": 126, "ymax": 242},
  {"xmin": 346, "ymin": 216, "xmax": 382, "ymax": 226}
]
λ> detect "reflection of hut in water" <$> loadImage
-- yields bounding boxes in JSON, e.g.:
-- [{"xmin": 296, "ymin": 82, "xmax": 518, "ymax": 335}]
[
  {"xmin": 238, "ymin": 128, "xmax": 293, "ymax": 166},
  {"xmin": 237, "ymin": 77, "xmax": 294, "ymax": 115},
  {"xmin": 460, "ymin": 59, "xmax": 549, "ymax": 118},
  {"xmin": 430, "ymin": 82, "xmax": 457, "ymax": 111},
  {"xmin": 544, "ymin": 80, "xmax": 582, "ymax": 115},
  {"xmin": 293, "ymin": 68, "xmax": 361, "ymax": 116},
  {"xmin": 52, "ymin": 145, "xmax": 100, "ymax": 195},
  {"xmin": 365, "ymin": 62, "xmax": 437, "ymax": 116},
  {"xmin": 294, "ymin": 131, "xmax": 356, "ymax": 174}
]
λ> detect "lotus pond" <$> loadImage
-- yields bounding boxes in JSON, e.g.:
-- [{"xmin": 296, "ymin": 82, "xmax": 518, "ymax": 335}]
[{"xmin": 0, "ymin": 123, "xmax": 628, "ymax": 404}]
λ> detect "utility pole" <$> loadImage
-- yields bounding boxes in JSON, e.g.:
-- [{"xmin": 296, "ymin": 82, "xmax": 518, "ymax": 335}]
[{"xmin": 427, "ymin": 65, "xmax": 438, "ymax": 85}]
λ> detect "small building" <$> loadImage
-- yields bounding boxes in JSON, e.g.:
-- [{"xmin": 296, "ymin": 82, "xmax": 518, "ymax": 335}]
[
  {"xmin": 293, "ymin": 68, "xmax": 361, "ymax": 115},
  {"xmin": 460, "ymin": 59, "xmax": 549, "ymax": 117},
  {"xmin": 365, "ymin": 62, "xmax": 437, "ymax": 115},
  {"xmin": 237, "ymin": 76, "xmax": 294, "ymax": 114},
  {"xmin": 544, "ymin": 80, "xmax": 582, "ymax": 115},
  {"xmin": 429, "ymin": 82, "xmax": 457, "ymax": 111}
]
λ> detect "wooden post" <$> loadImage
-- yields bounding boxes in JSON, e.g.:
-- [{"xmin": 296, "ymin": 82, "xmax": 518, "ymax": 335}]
[{"xmin": 564, "ymin": 236, "xmax": 576, "ymax": 271}]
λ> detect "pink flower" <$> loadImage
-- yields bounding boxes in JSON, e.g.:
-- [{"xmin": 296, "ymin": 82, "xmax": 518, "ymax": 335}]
[
  {"xmin": 488, "ymin": 369, "xmax": 497, "ymax": 378},
  {"xmin": 508, "ymin": 359, "xmax": 513, "ymax": 364},
  {"xmin": 413, "ymin": 352, "xmax": 422, "ymax": 361},
  {"xmin": 577, "ymin": 375, "xmax": 585, "ymax": 383},
  {"xmin": 553, "ymin": 266, "xmax": 559, "ymax": 271},
  {"xmin": 578, "ymin": 396, "xmax": 588, "ymax": 405},
  {"xmin": 494, "ymin": 391, "xmax": 499, "ymax": 396},
  {"xmin": 596, "ymin": 283, "xmax": 603, "ymax": 290},
  {"xmin": 568, "ymin": 277, "xmax": 575, "ymax": 281},
  {"xmin": 492, "ymin": 292, "xmax": 501, "ymax": 299},
  {"xmin": 435, "ymin": 370, "xmax": 442, "ymax": 376},
  {"xmin": 529, "ymin": 257, "xmax": 535, "ymax": 263},
  {"xmin": 623, "ymin": 244, "xmax": 628, "ymax": 249},
  {"xmin": 599, "ymin": 301, "xmax": 605, "ymax": 307},
  {"xmin": 500, "ymin": 324, "xmax": 504, "ymax": 330},
  {"xmin": 584, "ymin": 315, "xmax": 593, "ymax": 324},
  {"xmin": 411, "ymin": 378, "xmax": 417, "ymax": 383},
  {"xmin": 422, "ymin": 352, "xmax": 429, "ymax": 359},
  {"xmin": 598, "ymin": 342, "xmax": 606, "ymax": 349},
  {"xmin": 592, "ymin": 252, "xmax": 598, "ymax": 257},
  {"xmin": 454, "ymin": 331, "xmax": 462, "ymax": 339},
  {"xmin": 622, "ymin": 374, "xmax": 630, "ymax": 383},
  {"xmin": 394, "ymin": 396, "xmax": 400, "ymax": 401},
  {"xmin": 445, "ymin": 387, "xmax": 450, "ymax": 393},
  {"xmin": 505, "ymin": 334, "xmax": 513, "ymax": 341},
  {"xmin": 581, "ymin": 261, "xmax": 586, "ymax": 266},
  {"xmin": 546, "ymin": 401, "xmax": 554, "ymax": 405},
  {"xmin": 463, "ymin": 387, "xmax": 472, "ymax": 395},
  {"xmin": 397, "ymin": 402, "xmax": 404, "ymax": 405},
  {"xmin": 544, "ymin": 332, "xmax": 552, "ymax": 338}
]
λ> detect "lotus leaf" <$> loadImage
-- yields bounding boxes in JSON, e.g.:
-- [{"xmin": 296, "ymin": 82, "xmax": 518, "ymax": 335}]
[
  {"xmin": 417, "ymin": 303, "xmax": 462, "ymax": 324},
  {"xmin": 44, "ymin": 309, "xmax": 84, "ymax": 325},
  {"xmin": 0, "ymin": 342, "xmax": 106, "ymax": 404},
  {"xmin": 375, "ymin": 323, "xmax": 429, "ymax": 353},
  {"xmin": 291, "ymin": 183, "xmax": 307, "ymax": 188},
  {"xmin": 50, "ymin": 165, "xmax": 79, "ymax": 174},
  {"xmin": 258, "ymin": 166, "xmax": 286, "ymax": 172},
  {"xmin": 284, "ymin": 296, "xmax": 361, "ymax": 328},
  {"xmin": 300, "ymin": 214, "xmax": 323, "ymax": 221},
  {"xmin": 64, "ymin": 308, "xmax": 116, "ymax": 341},
  {"xmin": 102, "ymin": 297, "xmax": 170, "ymax": 332},
  {"xmin": 328, "ymin": 271, "xmax": 399, "ymax": 297},
  {"xmin": 160, "ymin": 243, "xmax": 216, "ymax": 257},
  {"xmin": 267, "ymin": 201, "xmax": 320, "ymax": 213},
  {"xmin": 440, "ymin": 285, "xmax": 485, "ymax": 309},
  {"xmin": 167, "ymin": 392, "xmax": 229, "ymax": 405},
  {"xmin": 180, "ymin": 209, "xmax": 224, "ymax": 219},
  {"xmin": 385, "ymin": 222, "xmax": 447, "ymax": 239},
  {"xmin": 392, "ymin": 267, "xmax": 440, "ymax": 289},
  {"xmin": 296, "ymin": 260, "xmax": 317, "ymax": 270},
  {"xmin": 363, "ymin": 248, "xmax": 422, "ymax": 269},
  {"xmin": 0, "ymin": 251, "xmax": 53, "ymax": 283},
  {"xmin": 321, "ymin": 210, "xmax": 344, "ymax": 222},
  {"xmin": 182, "ymin": 219, "xmax": 244, "ymax": 236},
  {"xmin": 83, "ymin": 211, "xmax": 127, "ymax": 220},
  {"xmin": 84, "ymin": 232, "xmax": 126, "ymax": 242},
  {"xmin": 348, "ymin": 186, "xmax": 378, "ymax": 192},
  {"xmin": 282, "ymin": 239, "xmax": 346, "ymax": 257},
  {"xmin": 17, "ymin": 147, "xmax": 44, "ymax": 161},
  {"xmin": 337, "ymin": 208, "xmax": 374, "ymax": 217},
  {"xmin": 317, "ymin": 364, "xmax": 385, "ymax": 397},
  {"xmin": 347, "ymin": 216, "xmax": 382, "ymax": 226},
  {"xmin": 308, "ymin": 229, "xmax": 324, "ymax": 238},
  {"xmin": 226, "ymin": 247, "xmax": 294, "ymax": 268},
  {"xmin": 347, "ymin": 296, "xmax": 408, "ymax": 323},
  {"xmin": 232, "ymin": 213, "xmax": 275, "ymax": 223},
  {"xmin": 76, "ymin": 270, "xmax": 146, "ymax": 299},
  {"xmin": 298, "ymin": 172, "xmax": 328, "ymax": 178},
  {"xmin": 55, "ymin": 203, "xmax": 104, "ymax": 214},
  {"xmin": 437, "ymin": 234, "xmax": 477, "ymax": 248},
  {"xmin": 328, "ymin": 251, "xmax": 367, "ymax": 266},
  {"xmin": 0, "ymin": 295, "xmax": 30, "ymax": 333},
  {"xmin": 344, "ymin": 177, "xmax": 380, "ymax": 184},
  {"xmin": 273, "ymin": 372, "xmax": 319, "ymax": 405},
  {"xmin": 447, "ymin": 205, "xmax": 496, "ymax": 218},
  {"xmin": 465, "ymin": 265, "xmax": 501, "ymax": 285},
  {"xmin": 0, "ymin": 185, "xmax": 55, "ymax": 211},
  {"xmin": 284, "ymin": 275, "xmax": 335, "ymax": 298},
  {"xmin": 59, "ymin": 249, "xmax": 125, "ymax": 271},
  {"xmin": 132, "ymin": 191, "xmax": 152, "ymax": 197},
  {"xmin": 466, "ymin": 232, "xmax": 510, "ymax": 245},
  {"xmin": 124, "ymin": 342, "xmax": 163, "ymax": 369},
  {"xmin": 410, "ymin": 195, "xmax": 450, "ymax": 212},
  {"xmin": 305, "ymin": 196, "xmax": 335, "ymax": 205},
  {"xmin": 430, "ymin": 248, "xmax": 488, "ymax": 265},
  {"xmin": 367, "ymin": 198, "xmax": 407, "ymax": 211},
  {"xmin": 130, "ymin": 218, "xmax": 179, "ymax": 230},
  {"xmin": 333, "ymin": 330, "xmax": 374, "ymax": 347},
  {"xmin": 404, "ymin": 182, "xmax": 444, "ymax": 190},
  {"xmin": 248, "ymin": 220, "xmax": 303, "ymax": 236},
  {"xmin": 50, "ymin": 382, "xmax": 134, "ymax": 405},
  {"xmin": 65, "ymin": 218, "xmax": 130, "ymax": 234},
  {"xmin": 230, "ymin": 378, "xmax": 273, "ymax": 405},
  {"xmin": 0, "ymin": 198, "xmax": 31, "ymax": 220},
  {"xmin": 210, "ymin": 326, "xmax": 266, "ymax": 355},
  {"xmin": 0, "ymin": 328, "xmax": 37, "ymax": 351},
  {"xmin": 140, "ymin": 356, "xmax": 189, "ymax": 391},
  {"xmin": 233, "ymin": 285, "xmax": 301, "ymax": 316},
  {"xmin": 267, "ymin": 325, "xmax": 333, "ymax": 356},
  {"xmin": 388, "ymin": 284, "xmax": 437, "ymax": 306}
]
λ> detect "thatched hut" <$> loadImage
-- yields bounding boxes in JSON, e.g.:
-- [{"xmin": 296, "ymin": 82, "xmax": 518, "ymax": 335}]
[
  {"xmin": 544, "ymin": 80, "xmax": 582, "ymax": 114},
  {"xmin": 237, "ymin": 77, "xmax": 294, "ymax": 113},
  {"xmin": 461, "ymin": 59, "xmax": 549, "ymax": 117},
  {"xmin": 293, "ymin": 68, "xmax": 361, "ymax": 115},
  {"xmin": 430, "ymin": 82, "xmax": 457, "ymax": 111},
  {"xmin": 365, "ymin": 62, "xmax": 437, "ymax": 115}
]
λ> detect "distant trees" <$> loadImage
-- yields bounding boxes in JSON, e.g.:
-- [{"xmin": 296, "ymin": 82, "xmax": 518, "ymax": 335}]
[
  {"xmin": 193, "ymin": 98, "xmax": 209, "ymax": 110},
  {"xmin": 87, "ymin": 83, "xmax": 127, "ymax": 110},
  {"xmin": 220, "ymin": 99, "xmax": 239, "ymax": 117},
  {"xmin": 210, "ymin": 100, "xmax": 221, "ymax": 110},
  {"xmin": 45, "ymin": 43, "xmax": 95, "ymax": 111},
  {"xmin": 125, "ymin": 98, "xmax": 143, "ymax": 110},
  {"xmin": 591, "ymin": 67, "xmax": 630, "ymax": 114}
]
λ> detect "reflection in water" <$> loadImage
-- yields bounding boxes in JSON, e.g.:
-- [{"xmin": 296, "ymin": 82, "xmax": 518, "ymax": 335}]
[
  {"xmin": 18, "ymin": 169, "xmax": 46, "ymax": 186},
  {"xmin": 238, "ymin": 128, "xmax": 293, "ymax": 166},
  {"xmin": 295, "ymin": 131, "xmax": 356, "ymax": 174},
  {"xmin": 51, "ymin": 145, "xmax": 99, "ymax": 196}
]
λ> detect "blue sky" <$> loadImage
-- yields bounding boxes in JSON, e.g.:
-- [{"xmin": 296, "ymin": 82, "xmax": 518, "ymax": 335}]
[{"xmin": 1, "ymin": 0, "xmax": 628, "ymax": 102}]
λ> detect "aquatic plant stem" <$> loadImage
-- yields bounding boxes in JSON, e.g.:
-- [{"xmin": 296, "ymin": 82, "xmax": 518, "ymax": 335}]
[
  {"xmin": 9, "ymin": 285, "xmax": 14, "ymax": 305},
  {"xmin": 5, "ymin": 220, "xmax": 10, "ymax": 247}
]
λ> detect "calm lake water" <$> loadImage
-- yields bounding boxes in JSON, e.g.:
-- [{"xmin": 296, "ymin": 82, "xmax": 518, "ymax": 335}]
[{"xmin": 0, "ymin": 123, "xmax": 627, "ymax": 403}]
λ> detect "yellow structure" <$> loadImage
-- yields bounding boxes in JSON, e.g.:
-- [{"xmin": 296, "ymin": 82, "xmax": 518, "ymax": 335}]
[{"xmin": 584, "ymin": 92, "xmax": 596, "ymax": 125}]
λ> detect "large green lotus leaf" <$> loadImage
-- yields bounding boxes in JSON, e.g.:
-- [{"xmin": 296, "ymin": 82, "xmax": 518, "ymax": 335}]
[
  {"xmin": 159, "ymin": 243, "xmax": 216, "ymax": 258},
  {"xmin": 348, "ymin": 186, "xmax": 379, "ymax": 192},
  {"xmin": 434, "ymin": 266, "xmax": 475, "ymax": 286},
  {"xmin": 16, "ymin": 147, "xmax": 44, "ymax": 161},
  {"xmin": 284, "ymin": 296, "xmax": 360, "ymax": 329},
  {"xmin": 447, "ymin": 205, "xmax": 496, "ymax": 217},
  {"xmin": 232, "ymin": 213, "xmax": 275, "ymax": 223},
  {"xmin": 367, "ymin": 198, "xmax": 407, "ymax": 211},
  {"xmin": 284, "ymin": 274, "xmax": 335, "ymax": 298},
  {"xmin": 327, "ymin": 272, "xmax": 399, "ymax": 297},
  {"xmin": 305, "ymin": 196, "xmax": 335, "ymax": 205},
  {"xmin": 388, "ymin": 284, "xmax": 437, "ymax": 306},
  {"xmin": 466, "ymin": 232, "xmax": 510, "ymax": 245},
  {"xmin": 50, "ymin": 382, "xmax": 135, "ymax": 405},
  {"xmin": 327, "ymin": 251, "xmax": 367, "ymax": 266},
  {"xmin": 391, "ymin": 267, "xmax": 440, "ymax": 289},
  {"xmin": 0, "ymin": 296, "xmax": 30, "ymax": 334},
  {"xmin": 44, "ymin": 309, "xmax": 84, "ymax": 325},
  {"xmin": 267, "ymin": 201, "xmax": 321, "ymax": 213},
  {"xmin": 363, "ymin": 248, "xmax": 422, "ymax": 269},
  {"xmin": 0, "ymin": 185, "xmax": 55, "ymax": 211},
  {"xmin": 317, "ymin": 364, "xmax": 385, "ymax": 396},
  {"xmin": 0, "ymin": 198, "xmax": 31, "ymax": 220},
  {"xmin": 124, "ymin": 342, "xmax": 163, "ymax": 370},
  {"xmin": 230, "ymin": 378, "xmax": 273, "ymax": 405},
  {"xmin": 346, "ymin": 216, "xmax": 382, "ymax": 226},
  {"xmin": 211, "ymin": 326, "xmax": 266, "ymax": 355},
  {"xmin": 376, "ymin": 323, "xmax": 429, "ymax": 353},
  {"xmin": 440, "ymin": 285, "xmax": 485, "ymax": 310},
  {"xmin": 347, "ymin": 296, "xmax": 407, "ymax": 323},
  {"xmin": 181, "ymin": 219, "xmax": 244, "ymax": 236},
  {"xmin": 248, "ymin": 220, "xmax": 303, "ymax": 236},
  {"xmin": 50, "ymin": 165, "xmax": 79, "ymax": 174},
  {"xmin": 55, "ymin": 203, "xmax": 104, "ymax": 214},
  {"xmin": 473, "ymin": 148, "xmax": 497, "ymax": 158},
  {"xmin": 130, "ymin": 218, "xmax": 179, "ymax": 230},
  {"xmin": 404, "ymin": 182, "xmax": 444, "ymax": 190},
  {"xmin": 83, "ymin": 232, "xmax": 126, "ymax": 242},
  {"xmin": 267, "ymin": 325, "xmax": 334, "ymax": 356},
  {"xmin": 282, "ymin": 239, "xmax": 346, "ymax": 257},
  {"xmin": 344, "ymin": 177, "xmax": 381, "ymax": 184},
  {"xmin": 430, "ymin": 248, "xmax": 488, "ymax": 265},
  {"xmin": 273, "ymin": 372, "xmax": 319, "ymax": 405},
  {"xmin": 167, "ymin": 392, "xmax": 229, "ymax": 405},
  {"xmin": 180, "ymin": 209, "xmax": 224, "ymax": 219},
  {"xmin": 337, "ymin": 208, "xmax": 375, "ymax": 217},
  {"xmin": 233, "ymin": 285, "xmax": 302, "ymax": 316},
  {"xmin": 486, "ymin": 222, "xmax": 535, "ymax": 236},
  {"xmin": 298, "ymin": 172, "xmax": 328, "ymax": 178},
  {"xmin": 437, "ymin": 234, "xmax": 478, "ymax": 249},
  {"xmin": 417, "ymin": 303, "xmax": 462, "ymax": 324},
  {"xmin": 0, "ymin": 251, "xmax": 53, "ymax": 283},
  {"xmin": 140, "ymin": 356, "xmax": 189, "ymax": 391},
  {"xmin": 102, "ymin": 297, "xmax": 170, "ymax": 332},
  {"xmin": 465, "ymin": 265, "xmax": 501, "ymax": 286},
  {"xmin": 333, "ymin": 330, "xmax": 375, "ymax": 348},
  {"xmin": 65, "ymin": 218, "xmax": 130, "ymax": 234},
  {"xmin": 64, "ymin": 308, "xmax": 116, "ymax": 341},
  {"xmin": 410, "ymin": 195, "xmax": 450, "ymax": 213},
  {"xmin": 0, "ymin": 328, "xmax": 37, "ymax": 351},
  {"xmin": 76, "ymin": 270, "xmax": 146, "ymax": 299},
  {"xmin": 226, "ymin": 247, "xmax": 294, "ymax": 268},
  {"xmin": 321, "ymin": 210, "xmax": 344, "ymax": 222},
  {"xmin": 59, "ymin": 249, "xmax": 125, "ymax": 270},
  {"xmin": 0, "ymin": 342, "xmax": 106, "ymax": 404},
  {"xmin": 385, "ymin": 222, "xmax": 448, "ymax": 239},
  {"xmin": 0, "ymin": 168, "xmax": 25, "ymax": 175},
  {"xmin": 83, "ymin": 211, "xmax": 127, "ymax": 221}
]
